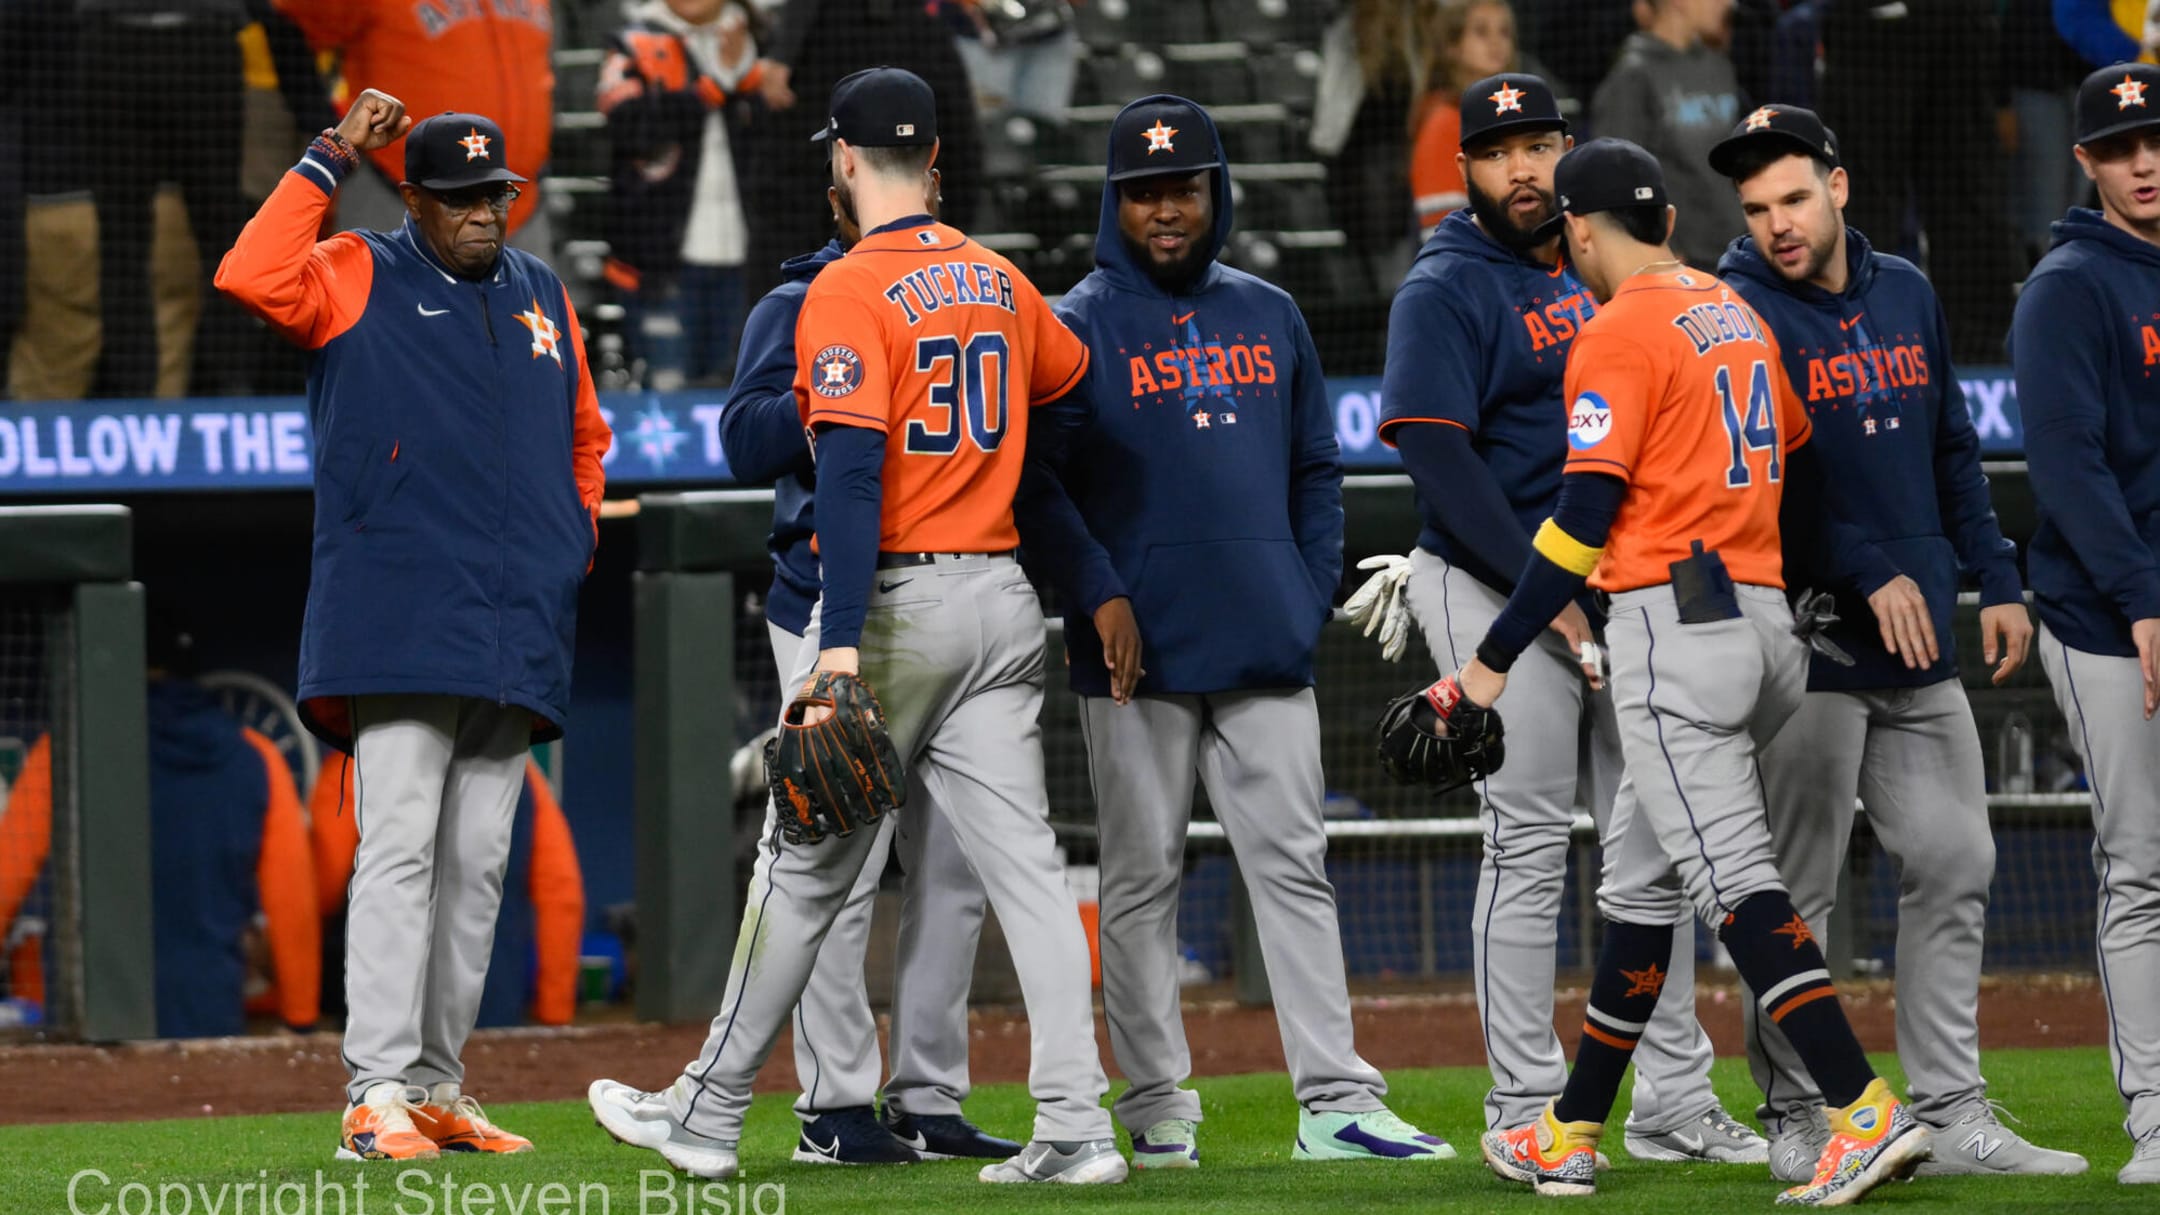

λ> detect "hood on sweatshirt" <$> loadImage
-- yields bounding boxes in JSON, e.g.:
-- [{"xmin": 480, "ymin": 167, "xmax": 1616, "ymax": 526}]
[
  {"xmin": 1718, "ymin": 224, "xmax": 1881, "ymax": 307},
  {"xmin": 2047, "ymin": 206, "xmax": 2160, "ymax": 268},
  {"xmin": 1092, "ymin": 94, "xmax": 1236, "ymax": 297},
  {"xmin": 781, "ymin": 237, "xmax": 847, "ymax": 284}
]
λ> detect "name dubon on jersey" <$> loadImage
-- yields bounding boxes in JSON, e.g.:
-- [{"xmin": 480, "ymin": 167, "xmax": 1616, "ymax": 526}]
[
  {"xmin": 1561, "ymin": 269, "xmax": 1812, "ymax": 593},
  {"xmin": 794, "ymin": 220, "xmax": 1088, "ymax": 553}
]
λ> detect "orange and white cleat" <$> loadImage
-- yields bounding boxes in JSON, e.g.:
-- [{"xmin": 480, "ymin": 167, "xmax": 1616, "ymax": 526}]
[
  {"xmin": 1480, "ymin": 1102, "xmax": 1602, "ymax": 1197},
  {"xmin": 412, "ymin": 1083, "xmax": 534, "ymax": 1154},
  {"xmin": 338, "ymin": 1083, "xmax": 442, "ymax": 1162},
  {"xmin": 1776, "ymin": 1079, "xmax": 1931, "ymax": 1206}
]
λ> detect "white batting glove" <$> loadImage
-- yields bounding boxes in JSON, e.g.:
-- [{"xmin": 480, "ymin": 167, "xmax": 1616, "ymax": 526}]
[{"xmin": 1345, "ymin": 553, "xmax": 1416, "ymax": 662}]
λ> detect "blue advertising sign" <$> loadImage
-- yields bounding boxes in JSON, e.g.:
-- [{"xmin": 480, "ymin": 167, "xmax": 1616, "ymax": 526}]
[{"xmin": 0, "ymin": 373, "xmax": 2028, "ymax": 496}]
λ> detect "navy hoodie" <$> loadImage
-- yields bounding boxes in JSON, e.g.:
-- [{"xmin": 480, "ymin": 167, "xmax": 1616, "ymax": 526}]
[
  {"xmin": 1722, "ymin": 229, "xmax": 2020, "ymax": 691},
  {"xmin": 1377, "ymin": 209, "xmax": 1598, "ymax": 594},
  {"xmin": 1017, "ymin": 96, "xmax": 1344, "ymax": 696},
  {"xmin": 2013, "ymin": 208, "xmax": 2160, "ymax": 657},
  {"xmin": 719, "ymin": 241, "xmax": 845, "ymax": 636},
  {"xmin": 147, "ymin": 680, "xmax": 274, "ymax": 1040}
]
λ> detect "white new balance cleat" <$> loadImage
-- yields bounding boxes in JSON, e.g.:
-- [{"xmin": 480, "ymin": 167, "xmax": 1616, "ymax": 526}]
[{"xmin": 1915, "ymin": 1101, "xmax": 2087, "ymax": 1176}]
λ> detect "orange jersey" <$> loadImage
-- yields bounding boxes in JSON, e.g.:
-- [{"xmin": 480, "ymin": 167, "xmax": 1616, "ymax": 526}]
[
  {"xmin": 1562, "ymin": 269, "xmax": 1811, "ymax": 592},
  {"xmin": 794, "ymin": 220, "xmax": 1088, "ymax": 552}
]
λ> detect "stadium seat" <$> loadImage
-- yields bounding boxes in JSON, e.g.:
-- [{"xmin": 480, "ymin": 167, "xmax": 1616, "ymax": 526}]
[
  {"xmin": 980, "ymin": 113, "xmax": 1047, "ymax": 182},
  {"xmin": 1090, "ymin": 45, "xmax": 1171, "ymax": 105},
  {"xmin": 1160, "ymin": 42, "xmax": 1256, "ymax": 108},
  {"xmin": 1209, "ymin": 0, "xmax": 1328, "ymax": 47},
  {"xmin": 1212, "ymin": 104, "xmax": 1294, "ymax": 163},
  {"xmin": 1249, "ymin": 45, "xmax": 1325, "ymax": 113},
  {"xmin": 1224, "ymin": 228, "xmax": 1367, "ymax": 302}
]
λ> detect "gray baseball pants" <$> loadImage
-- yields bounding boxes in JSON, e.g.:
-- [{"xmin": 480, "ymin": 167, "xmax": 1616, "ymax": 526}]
[
  {"xmin": 1078, "ymin": 687, "xmax": 1388, "ymax": 1133},
  {"xmin": 1749, "ymin": 679, "xmax": 1996, "ymax": 1129},
  {"xmin": 1406, "ymin": 551, "xmax": 1720, "ymax": 1133},
  {"xmin": 672, "ymin": 556, "xmax": 1111, "ymax": 1144},
  {"xmin": 2038, "ymin": 625, "xmax": 2160, "ymax": 1144},
  {"xmin": 764, "ymin": 622, "xmax": 987, "ymax": 1120},
  {"xmin": 342, "ymin": 694, "xmax": 529, "ymax": 1104}
]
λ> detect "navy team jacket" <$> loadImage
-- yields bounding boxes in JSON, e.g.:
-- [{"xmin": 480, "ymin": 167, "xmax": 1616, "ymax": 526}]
[
  {"xmin": 1723, "ymin": 229, "xmax": 2020, "ymax": 691},
  {"xmin": 216, "ymin": 143, "xmax": 612, "ymax": 749},
  {"xmin": 1017, "ymin": 96, "xmax": 1344, "ymax": 696},
  {"xmin": 2014, "ymin": 208, "xmax": 2160, "ymax": 658},
  {"xmin": 718, "ymin": 241, "xmax": 844, "ymax": 636}
]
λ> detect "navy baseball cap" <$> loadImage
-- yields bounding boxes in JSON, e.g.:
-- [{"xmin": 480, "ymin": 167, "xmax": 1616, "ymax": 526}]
[
  {"xmin": 812, "ymin": 66, "xmax": 938, "ymax": 146},
  {"xmin": 404, "ymin": 112, "xmax": 526, "ymax": 190},
  {"xmin": 1708, "ymin": 104, "xmax": 1841, "ymax": 178},
  {"xmin": 1532, "ymin": 138, "xmax": 1669, "ymax": 243},
  {"xmin": 1459, "ymin": 73, "xmax": 1567, "ymax": 149},
  {"xmin": 2076, "ymin": 63, "xmax": 2160, "ymax": 145},
  {"xmin": 1106, "ymin": 95, "xmax": 1221, "ymax": 182}
]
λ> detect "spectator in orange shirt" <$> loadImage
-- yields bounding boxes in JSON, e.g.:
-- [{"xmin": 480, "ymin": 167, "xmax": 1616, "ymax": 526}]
[
  {"xmin": 309, "ymin": 753, "xmax": 584, "ymax": 1028},
  {"xmin": 1410, "ymin": 0, "xmax": 1521, "ymax": 240},
  {"xmin": 275, "ymin": 0, "xmax": 558, "ymax": 253},
  {"xmin": 0, "ymin": 619, "xmax": 318, "ymax": 1037}
]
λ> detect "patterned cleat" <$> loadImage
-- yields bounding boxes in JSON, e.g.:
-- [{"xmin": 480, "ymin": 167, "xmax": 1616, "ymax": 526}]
[
  {"xmin": 1776, "ymin": 1080, "xmax": 1932, "ymax": 1206},
  {"xmin": 1915, "ymin": 1101, "xmax": 2086, "ymax": 1176},
  {"xmin": 882, "ymin": 1108, "xmax": 1022, "ymax": 1161},
  {"xmin": 793, "ymin": 1105, "xmax": 917, "ymax": 1165},
  {"xmin": 1480, "ymin": 1103, "xmax": 1601, "ymax": 1197},
  {"xmin": 337, "ymin": 1082, "xmax": 441, "ymax": 1162},
  {"xmin": 588, "ymin": 1078, "xmax": 738, "ymax": 1180},
  {"xmin": 412, "ymin": 1084, "xmax": 533, "ymax": 1154},
  {"xmin": 1293, "ymin": 1108, "xmax": 1455, "ymax": 1161},
  {"xmin": 1769, "ymin": 1106, "xmax": 1835, "ymax": 1184},
  {"xmin": 1131, "ymin": 1118, "xmax": 1200, "ymax": 1169},
  {"xmin": 1624, "ymin": 1104, "xmax": 1769, "ymax": 1164},
  {"xmin": 979, "ymin": 1139, "xmax": 1130, "ymax": 1184},
  {"xmin": 2121, "ymin": 1128, "xmax": 2160, "ymax": 1185}
]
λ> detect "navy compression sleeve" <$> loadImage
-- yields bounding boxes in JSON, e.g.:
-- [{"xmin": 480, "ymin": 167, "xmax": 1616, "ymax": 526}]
[
  {"xmin": 1475, "ymin": 472, "xmax": 1626, "ymax": 673},
  {"xmin": 810, "ymin": 424, "xmax": 885, "ymax": 651}
]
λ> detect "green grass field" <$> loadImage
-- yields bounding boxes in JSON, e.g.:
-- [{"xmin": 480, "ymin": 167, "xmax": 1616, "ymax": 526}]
[{"xmin": 0, "ymin": 1049, "xmax": 2143, "ymax": 1214}]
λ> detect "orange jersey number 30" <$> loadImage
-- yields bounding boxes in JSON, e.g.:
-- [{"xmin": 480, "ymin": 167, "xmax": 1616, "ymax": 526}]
[{"xmin": 794, "ymin": 221, "xmax": 1089, "ymax": 553}]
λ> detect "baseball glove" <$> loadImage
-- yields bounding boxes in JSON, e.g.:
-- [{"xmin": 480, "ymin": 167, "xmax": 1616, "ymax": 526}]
[
  {"xmin": 764, "ymin": 671, "xmax": 907, "ymax": 845},
  {"xmin": 1376, "ymin": 674, "xmax": 1506, "ymax": 795}
]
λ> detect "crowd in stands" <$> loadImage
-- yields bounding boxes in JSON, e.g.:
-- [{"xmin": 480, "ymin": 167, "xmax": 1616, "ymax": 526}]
[{"xmin": 0, "ymin": 0, "xmax": 2145, "ymax": 397}]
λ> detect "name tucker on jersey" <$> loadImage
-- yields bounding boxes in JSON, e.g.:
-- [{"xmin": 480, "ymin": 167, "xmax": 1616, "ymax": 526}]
[{"xmin": 881, "ymin": 261, "xmax": 1018, "ymax": 325}]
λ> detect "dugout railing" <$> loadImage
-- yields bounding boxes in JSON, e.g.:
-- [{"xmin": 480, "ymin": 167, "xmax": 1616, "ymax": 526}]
[
  {"xmin": 629, "ymin": 477, "xmax": 2100, "ymax": 1021},
  {"xmin": 0, "ymin": 506, "xmax": 153, "ymax": 1043}
]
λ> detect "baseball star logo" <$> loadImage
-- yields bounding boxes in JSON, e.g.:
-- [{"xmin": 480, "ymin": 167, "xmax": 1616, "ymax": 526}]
[
  {"xmin": 627, "ymin": 406, "xmax": 688, "ymax": 470},
  {"xmin": 459, "ymin": 128, "xmax": 493, "ymax": 161},
  {"xmin": 513, "ymin": 298, "xmax": 561, "ymax": 364},
  {"xmin": 1773, "ymin": 914, "xmax": 1816, "ymax": 950},
  {"xmin": 2115, "ymin": 74, "xmax": 2149, "ymax": 110},
  {"xmin": 1744, "ymin": 105, "xmax": 1776, "ymax": 132},
  {"xmin": 812, "ymin": 345, "xmax": 865, "ymax": 398},
  {"xmin": 1490, "ymin": 81, "xmax": 1525, "ymax": 114},
  {"xmin": 1144, "ymin": 119, "xmax": 1178, "ymax": 154},
  {"xmin": 1621, "ymin": 962, "xmax": 1667, "ymax": 999}
]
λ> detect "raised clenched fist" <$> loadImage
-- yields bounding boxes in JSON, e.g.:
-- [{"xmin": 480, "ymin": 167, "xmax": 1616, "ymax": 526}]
[{"xmin": 336, "ymin": 88, "xmax": 412, "ymax": 153}]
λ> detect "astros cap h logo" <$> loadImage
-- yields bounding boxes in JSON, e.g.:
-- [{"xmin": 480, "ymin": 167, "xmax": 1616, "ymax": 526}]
[
  {"xmin": 1144, "ymin": 119, "xmax": 1178, "ymax": 154},
  {"xmin": 1490, "ymin": 81, "xmax": 1525, "ymax": 115},
  {"xmin": 1744, "ymin": 106, "xmax": 1775, "ymax": 132},
  {"xmin": 2115, "ymin": 74, "xmax": 2149, "ymax": 111},
  {"xmin": 459, "ymin": 128, "xmax": 492, "ymax": 161}
]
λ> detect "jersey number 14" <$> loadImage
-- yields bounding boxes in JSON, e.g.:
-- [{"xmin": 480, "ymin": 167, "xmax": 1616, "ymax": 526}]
[
  {"xmin": 1717, "ymin": 359, "xmax": 1781, "ymax": 489},
  {"xmin": 906, "ymin": 333, "xmax": 1011, "ymax": 455}
]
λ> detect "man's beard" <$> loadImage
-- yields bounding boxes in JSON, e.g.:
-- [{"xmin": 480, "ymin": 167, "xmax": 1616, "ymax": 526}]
[
  {"xmin": 1774, "ymin": 227, "xmax": 1839, "ymax": 285},
  {"xmin": 832, "ymin": 175, "xmax": 859, "ymax": 233},
  {"xmin": 1120, "ymin": 231, "xmax": 1212, "ymax": 294},
  {"xmin": 1466, "ymin": 177, "xmax": 1556, "ymax": 255}
]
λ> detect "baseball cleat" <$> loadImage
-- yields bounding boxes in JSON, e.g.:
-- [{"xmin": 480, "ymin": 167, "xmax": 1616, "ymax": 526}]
[
  {"xmin": 1776, "ymin": 1079, "xmax": 1931, "ymax": 1206},
  {"xmin": 336, "ymin": 1082, "xmax": 440, "ymax": 1162},
  {"xmin": 1130, "ymin": 1118, "xmax": 1200, "ymax": 1169},
  {"xmin": 1624, "ymin": 1103, "xmax": 1769, "ymax": 1164},
  {"xmin": 1915, "ymin": 1101, "xmax": 2086, "ymax": 1176},
  {"xmin": 881, "ymin": 1107, "xmax": 1022, "ymax": 1161},
  {"xmin": 793, "ymin": 1105, "xmax": 916, "ymax": 1165},
  {"xmin": 588, "ymin": 1078, "xmax": 738, "ymax": 1180},
  {"xmin": 1293, "ymin": 1107, "xmax": 1455, "ymax": 1161},
  {"xmin": 1480, "ymin": 1102, "xmax": 1600, "ymax": 1196},
  {"xmin": 1769, "ymin": 1105, "xmax": 1834, "ymax": 1183},
  {"xmin": 2120, "ymin": 1128, "xmax": 2160, "ymax": 1185},
  {"xmin": 978, "ymin": 1138, "xmax": 1129, "ymax": 1184},
  {"xmin": 412, "ymin": 1084, "xmax": 532, "ymax": 1154}
]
